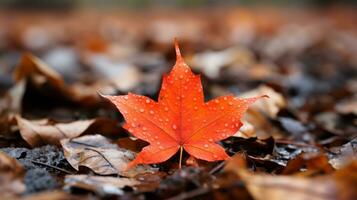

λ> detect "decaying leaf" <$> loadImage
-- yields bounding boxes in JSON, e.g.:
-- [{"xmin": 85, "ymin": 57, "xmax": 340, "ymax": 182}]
[
  {"xmin": 282, "ymin": 153, "xmax": 334, "ymax": 175},
  {"xmin": 329, "ymin": 139, "xmax": 357, "ymax": 169},
  {"xmin": 239, "ymin": 85, "xmax": 286, "ymax": 138},
  {"xmin": 239, "ymin": 85, "xmax": 285, "ymax": 119},
  {"xmin": 13, "ymin": 53, "xmax": 105, "ymax": 107},
  {"xmin": 61, "ymin": 134, "xmax": 156, "ymax": 177},
  {"xmin": 15, "ymin": 116, "xmax": 112, "ymax": 147},
  {"xmin": 64, "ymin": 175, "xmax": 138, "ymax": 196},
  {"xmin": 102, "ymin": 40, "xmax": 267, "ymax": 168},
  {"xmin": 0, "ymin": 152, "xmax": 26, "ymax": 197},
  {"xmin": 190, "ymin": 47, "xmax": 255, "ymax": 79},
  {"xmin": 225, "ymin": 153, "xmax": 357, "ymax": 200}
]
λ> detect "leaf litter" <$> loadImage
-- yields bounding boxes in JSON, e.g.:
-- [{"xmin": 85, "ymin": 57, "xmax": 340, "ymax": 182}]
[{"xmin": 0, "ymin": 8, "xmax": 356, "ymax": 200}]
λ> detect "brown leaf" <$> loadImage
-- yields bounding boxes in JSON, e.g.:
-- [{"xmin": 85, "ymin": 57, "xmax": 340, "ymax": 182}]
[
  {"xmin": 13, "ymin": 53, "xmax": 64, "ymax": 89},
  {"xmin": 329, "ymin": 139, "xmax": 357, "ymax": 169},
  {"xmin": 61, "ymin": 134, "xmax": 157, "ymax": 177},
  {"xmin": 64, "ymin": 175, "xmax": 138, "ymax": 196},
  {"xmin": 282, "ymin": 152, "xmax": 334, "ymax": 175},
  {"xmin": 15, "ymin": 116, "xmax": 100, "ymax": 147},
  {"xmin": 239, "ymin": 85, "xmax": 286, "ymax": 138},
  {"xmin": 0, "ymin": 152, "xmax": 26, "ymax": 197},
  {"xmin": 225, "ymin": 153, "xmax": 357, "ymax": 200},
  {"xmin": 0, "ymin": 80, "xmax": 26, "ymax": 115},
  {"xmin": 13, "ymin": 53, "xmax": 104, "ymax": 107}
]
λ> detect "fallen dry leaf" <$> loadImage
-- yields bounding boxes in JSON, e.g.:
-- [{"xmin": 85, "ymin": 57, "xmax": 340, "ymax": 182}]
[
  {"xmin": 239, "ymin": 85, "xmax": 286, "ymax": 138},
  {"xmin": 240, "ymin": 85, "xmax": 285, "ymax": 119},
  {"xmin": 64, "ymin": 175, "xmax": 138, "ymax": 196},
  {"xmin": 225, "ymin": 153, "xmax": 357, "ymax": 200},
  {"xmin": 282, "ymin": 152, "xmax": 334, "ymax": 175},
  {"xmin": 102, "ymin": 40, "xmax": 267, "ymax": 168},
  {"xmin": 329, "ymin": 139, "xmax": 357, "ymax": 170},
  {"xmin": 15, "ymin": 116, "xmax": 109, "ymax": 147},
  {"xmin": 13, "ymin": 53, "xmax": 106, "ymax": 107},
  {"xmin": 0, "ymin": 152, "xmax": 26, "ymax": 198},
  {"xmin": 61, "ymin": 134, "xmax": 156, "ymax": 177},
  {"xmin": 13, "ymin": 53, "xmax": 64, "ymax": 89}
]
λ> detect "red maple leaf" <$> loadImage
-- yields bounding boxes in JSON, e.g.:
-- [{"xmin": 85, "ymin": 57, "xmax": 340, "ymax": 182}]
[{"xmin": 102, "ymin": 40, "xmax": 267, "ymax": 168}]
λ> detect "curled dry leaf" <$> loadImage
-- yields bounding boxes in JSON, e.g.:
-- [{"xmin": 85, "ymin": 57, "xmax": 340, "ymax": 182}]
[
  {"xmin": 13, "ymin": 53, "xmax": 65, "ymax": 89},
  {"xmin": 64, "ymin": 175, "xmax": 138, "ymax": 196},
  {"xmin": 239, "ymin": 85, "xmax": 285, "ymax": 119},
  {"xmin": 0, "ymin": 152, "xmax": 26, "ymax": 197},
  {"xmin": 329, "ymin": 139, "xmax": 357, "ymax": 170},
  {"xmin": 225, "ymin": 153, "xmax": 357, "ymax": 200},
  {"xmin": 61, "ymin": 134, "xmax": 156, "ymax": 177},
  {"xmin": 13, "ymin": 53, "xmax": 105, "ymax": 107},
  {"xmin": 282, "ymin": 152, "xmax": 334, "ymax": 175},
  {"xmin": 189, "ymin": 47, "xmax": 255, "ymax": 79},
  {"xmin": 239, "ymin": 85, "xmax": 286, "ymax": 138},
  {"xmin": 15, "ymin": 116, "xmax": 106, "ymax": 147}
]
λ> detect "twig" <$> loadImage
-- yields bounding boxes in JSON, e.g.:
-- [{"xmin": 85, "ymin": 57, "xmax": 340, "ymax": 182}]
[
  {"xmin": 209, "ymin": 161, "xmax": 226, "ymax": 175},
  {"xmin": 30, "ymin": 160, "xmax": 74, "ymax": 174}
]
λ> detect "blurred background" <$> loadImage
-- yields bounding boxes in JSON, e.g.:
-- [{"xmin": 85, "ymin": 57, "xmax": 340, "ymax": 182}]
[{"xmin": 0, "ymin": 0, "xmax": 356, "ymax": 126}]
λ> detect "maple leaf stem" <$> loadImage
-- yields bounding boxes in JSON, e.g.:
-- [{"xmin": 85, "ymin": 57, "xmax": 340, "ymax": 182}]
[{"xmin": 179, "ymin": 146, "xmax": 183, "ymax": 169}]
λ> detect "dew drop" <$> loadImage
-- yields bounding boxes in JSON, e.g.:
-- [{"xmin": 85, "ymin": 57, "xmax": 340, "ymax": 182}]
[
  {"xmin": 220, "ymin": 106, "xmax": 224, "ymax": 110},
  {"xmin": 154, "ymin": 136, "xmax": 159, "ymax": 139},
  {"xmin": 149, "ymin": 110, "xmax": 154, "ymax": 114},
  {"xmin": 213, "ymin": 155, "xmax": 218, "ymax": 159},
  {"xmin": 142, "ymin": 127, "xmax": 147, "ymax": 131},
  {"xmin": 223, "ymin": 97, "xmax": 227, "ymax": 100},
  {"xmin": 164, "ymin": 107, "xmax": 169, "ymax": 111},
  {"xmin": 145, "ymin": 99, "xmax": 150, "ymax": 104},
  {"xmin": 179, "ymin": 75, "xmax": 184, "ymax": 79},
  {"xmin": 172, "ymin": 124, "xmax": 177, "ymax": 130},
  {"xmin": 204, "ymin": 144, "xmax": 209, "ymax": 148},
  {"xmin": 159, "ymin": 118, "xmax": 163, "ymax": 122},
  {"xmin": 124, "ymin": 96, "xmax": 129, "ymax": 100},
  {"xmin": 159, "ymin": 146, "xmax": 164, "ymax": 149},
  {"xmin": 224, "ymin": 123, "xmax": 228, "ymax": 127},
  {"xmin": 181, "ymin": 94, "xmax": 185, "ymax": 98},
  {"xmin": 215, "ymin": 100, "xmax": 219, "ymax": 103},
  {"xmin": 194, "ymin": 106, "xmax": 198, "ymax": 110},
  {"xmin": 156, "ymin": 141, "xmax": 160, "ymax": 145},
  {"xmin": 139, "ymin": 108, "xmax": 144, "ymax": 113},
  {"xmin": 123, "ymin": 110, "xmax": 128, "ymax": 114},
  {"xmin": 228, "ymin": 102, "xmax": 233, "ymax": 106},
  {"xmin": 184, "ymin": 69, "xmax": 189, "ymax": 73},
  {"xmin": 193, "ymin": 97, "xmax": 197, "ymax": 101},
  {"xmin": 209, "ymin": 139, "xmax": 214, "ymax": 142},
  {"xmin": 165, "ymin": 118, "xmax": 169, "ymax": 122},
  {"xmin": 133, "ymin": 118, "xmax": 137, "ymax": 121},
  {"xmin": 131, "ymin": 123, "xmax": 136, "ymax": 127}
]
